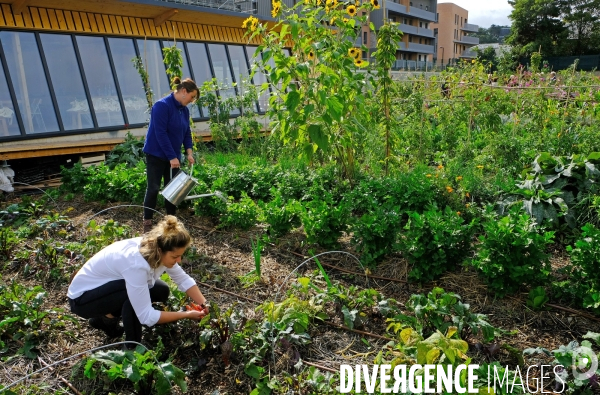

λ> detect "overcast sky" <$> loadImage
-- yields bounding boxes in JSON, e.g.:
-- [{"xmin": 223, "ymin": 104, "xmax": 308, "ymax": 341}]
[{"xmin": 438, "ymin": 0, "xmax": 513, "ymax": 28}]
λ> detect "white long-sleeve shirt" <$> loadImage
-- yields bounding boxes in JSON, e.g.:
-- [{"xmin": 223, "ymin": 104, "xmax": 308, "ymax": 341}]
[{"xmin": 67, "ymin": 237, "xmax": 196, "ymax": 327}]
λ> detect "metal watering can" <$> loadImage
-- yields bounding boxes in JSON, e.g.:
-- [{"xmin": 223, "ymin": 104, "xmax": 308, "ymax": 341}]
[{"xmin": 160, "ymin": 164, "xmax": 227, "ymax": 206}]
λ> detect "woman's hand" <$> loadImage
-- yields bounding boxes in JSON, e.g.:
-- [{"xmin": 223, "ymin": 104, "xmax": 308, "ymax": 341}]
[
  {"xmin": 186, "ymin": 309, "xmax": 207, "ymax": 320},
  {"xmin": 187, "ymin": 152, "xmax": 195, "ymax": 165},
  {"xmin": 169, "ymin": 158, "xmax": 181, "ymax": 168}
]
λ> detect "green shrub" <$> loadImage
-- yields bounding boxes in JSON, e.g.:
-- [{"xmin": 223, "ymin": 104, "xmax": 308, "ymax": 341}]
[
  {"xmin": 301, "ymin": 192, "xmax": 350, "ymax": 248},
  {"xmin": 104, "ymin": 132, "xmax": 145, "ymax": 169},
  {"xmin": 60, "ymin": 162, "xmax": 88, "ymax": 194},
  {"xmin": 259, "ymin": 189, "xmax": 302, "ymax": 237},
  {"xmin": 555, "ymin": 223, "xmax": 600, "ymax": 309},
  {"xmin": 83, "ymin": 161, "xmax": 147, "ymax": 203},
  {"xmin": 350, "ymin": 205, "xmax": 402, "ymax": 267},
  {"xmin": 471, "ymin": 208, "xmax": 554, "ymax": 297},
  {"xmin": 397, "ymin": 206, "xmax": 475, "ymax": 283},
  {"xmin": 218, "ymin": 192, "xmax": 259, "ymax": 230},
  {"xmin": 193, "ymin": 180, "xmax": 228, "ymax": 219}
]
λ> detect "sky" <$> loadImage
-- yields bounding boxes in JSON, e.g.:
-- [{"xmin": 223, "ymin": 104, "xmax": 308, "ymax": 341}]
[{"xmin": 438, "ymin": 0, "xmax": 513, "ymax": 28}]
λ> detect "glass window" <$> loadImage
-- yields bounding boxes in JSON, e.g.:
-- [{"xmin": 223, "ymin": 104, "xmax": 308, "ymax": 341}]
[
  {"xmin": 0, "ymin": 31, "xmax": 59, "ymax": 135},
  {"xmin": 208, "ymin": 43, "xmax": 239, "ymax": 116},
  {"xmin": 245, "ymin": 46, "xmax": 269, "ymax": 113},
  {"xmin": 40, "ymin": 33, "xmax": 92, "ymax": 131},
  {"xmin": 76, "ymin": 36, "xmax": 124, "ymax": 127},
  {"xmin": 229, "ymin": 45, "xmax": 256, "ymax": 112},
  {"xmin": 162, "ymin": 40, "xmax": 200, "ymax": 119},
  {"xmin": 187, "ymin": 42, "xmax": 213, "ymax": 118},
  {"xmin": 136, "ymin": 39, "xmax": 171, "ymax": 102},
  {"xmin": 108, "ymin": 37, "xmax": 149, "ymax": 125},
  {"xmin": 0, "ymin": 59, "xmax": 20, "ymax": 137}
]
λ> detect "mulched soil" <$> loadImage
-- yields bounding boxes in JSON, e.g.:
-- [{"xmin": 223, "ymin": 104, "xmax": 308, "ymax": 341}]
[{"xmin": 2, "ymin": 194, "xmax": 599, "ymax": 394}]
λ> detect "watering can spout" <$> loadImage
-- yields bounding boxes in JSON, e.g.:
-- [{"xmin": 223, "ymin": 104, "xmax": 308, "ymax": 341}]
[{"xmin": 184, "ymin": 191, "xmax": 227, "ymax": 203}]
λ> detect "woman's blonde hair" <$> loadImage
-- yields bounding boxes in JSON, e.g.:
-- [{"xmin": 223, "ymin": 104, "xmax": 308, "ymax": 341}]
[{"xmin": 139, "ymin": 215, "xmax": 191, "ymax": 268}]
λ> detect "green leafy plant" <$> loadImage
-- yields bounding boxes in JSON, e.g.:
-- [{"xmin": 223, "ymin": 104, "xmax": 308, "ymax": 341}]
[
  {"xmin": 218, "ymin": 192, "xmax": 259, "ymax": 230},
  {"xmin": 162, "ymin": 43, "xmax": 183, "ymax": 87},
  {"xmin": 350, "ymin": 205, "xmax": 402, "ymax": 266},
  {"xmin": 105, "ymin": 132, "xmax": 146, "ymax": 169},
  {"xmin": 472, "ymin": 207, "xmax": 554, "ymax": 297},
  {"xmin": 527, "ymin": 286, "xmax": 549, "ymax": 310},
  {"xmin": 82, "ymin": 339, "xmax": 186, "ymax": 395},
  {"xmin": 132, "ymin": 56, "xmax": 154, "ymax": 111},
  {"xmin": 390, "ymin": 287, "xmax": 495, "ymax": 341},
  {"xmin": 397, "ymin": 206, "xmax": 476, "ymax": 283},
  {"xmin": 259, "ymin": 190, "xmax": 302, "ymax": 237},
  {"xmin": 240, "ymin": 237, "xmax": 264, "ymax": 286},
  {"xmin": 300, "ymin": 192, "xmax": 350, "ymax": 248}
]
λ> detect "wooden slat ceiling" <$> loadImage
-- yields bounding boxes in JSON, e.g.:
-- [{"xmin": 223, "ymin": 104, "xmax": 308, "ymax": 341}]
[{"xmin": 3, "ymin": 0, "xmax": 250, "ymax": 28}]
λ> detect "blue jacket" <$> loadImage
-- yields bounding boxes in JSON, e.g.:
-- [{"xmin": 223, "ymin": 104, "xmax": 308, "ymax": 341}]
[{"xmin": 143, "ymin": 93, "xmax": 193, "ymax": 161}]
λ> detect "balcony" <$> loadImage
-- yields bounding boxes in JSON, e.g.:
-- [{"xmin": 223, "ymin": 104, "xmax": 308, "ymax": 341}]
[
  {"xmin": 455, "ymin": 36, "xmax": 479, "ymax": 45},
  {"xmin": 461, "ymin": 49, "xmax": 477, "ymax": 58},
  {"xmin": 386, "ymin": 1, "xmax": 407, "ymax": 15},
  {"xmin": 462, "ymin": 22, "xmax": 479, "ymax": 33},
  {"xmin": 405, "ymin": 42, "xmax": 435, "ymax": 54},
  {"xmin": 398, "ymin": 23, "xmax": 433, "ymax": 37},
  {"xmin": 407, "ymin": 7, "xmax": 436, "ymax": 21}
]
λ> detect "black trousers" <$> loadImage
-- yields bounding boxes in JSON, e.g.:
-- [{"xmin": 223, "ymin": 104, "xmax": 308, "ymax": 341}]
[
  {"xmin": 143, "ymin": 153, "xmax": 179, "ymax": 220},
  {"xmin": 68, "ymin": 279, "xmax": 170, "ymax": 343}
]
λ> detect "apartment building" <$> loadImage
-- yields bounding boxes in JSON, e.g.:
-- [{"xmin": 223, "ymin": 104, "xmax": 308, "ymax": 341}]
[
  {"xmin": 369, "ymin": 0, "xmax": 437, "ymax": 68},
  {"xmin": 431, "ymin": 2, "xmax": 479, "ymax": 65}
]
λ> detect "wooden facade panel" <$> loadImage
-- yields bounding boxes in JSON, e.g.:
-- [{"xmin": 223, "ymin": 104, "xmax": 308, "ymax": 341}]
[
  {"xmin": 122, "ymin": 16, "xmax": 132, "ymax": 35},
  {"xmin": 21, "ymin": 8, "xmax": 33, "ymax": 28},
  {"xmin": 2, "ymin": 4, "xmax": 15, "ymax": 26},
  {"xmin": 101, "ymin": 14, "xmax": 111, "ymax": 33},
  {"xmin": 28, "ymin": 7, "xmax": 41, "ymax": 28},
  {"xmin": 38, "ymin": 7, "xmax": 51, "ymax": 29},
  {"xmin": 94, "ymin": 13, "xmax": 105, "ymax": 33},
  {"xmin": 0, "ymin": 4, "xmax": 257, "ymax": 45},
  {"xmin": 54, "ymin": 9, "xmax": 66, "ymax": 30},
  {"xmin": 73, "ymin": 12, "xmax": 84, "ymax": 32},
  {"xmin": 12, "ymin": 10, "xmax": 24, "ymax": 27},
  {"xmin": 80, "ymin": 12, "xmax": 91, "ymax": 32},
  {"xmin": 87, "ymin": 12, "xmax": 99, "ymax": 32},
  {"xmin": 63, "ymin": 10, "xmax": 74, "ymax": 30}
]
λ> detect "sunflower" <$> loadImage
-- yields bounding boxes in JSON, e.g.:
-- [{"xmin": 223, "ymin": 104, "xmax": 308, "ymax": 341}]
[
  {"xmin": 271, "ymin": 2, "xmax": 281, "ymax": 17},
  {"xmin": 242, "ymin": 16, "xmax": 259, "ymax": 31},
  {"xmin": 308, "ymin": 50, "xmax": 315, "ymax": 60},
  {"xmin": 370, "ymin": 0, "xmax": 380, "ymax": 9},
  {"xmin": 348, "ymin": 47, "xmax": 361, "ymax": 59},
  {"xmin": 346, "ymin": 4, "xmax": 357, "ymax": 16},
  {"xmin": 354, "ymin": 58, "xmax": 365, "ymax": 67}
]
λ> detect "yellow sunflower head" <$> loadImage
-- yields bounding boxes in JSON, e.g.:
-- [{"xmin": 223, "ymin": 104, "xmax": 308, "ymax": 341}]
[
  {"xmin": 271, "ymin": 3, "xmax": 281, "ymax": 17},
  {"xmin": 346, "ymin": 5, "xmax": 357, "ymax": 16},
  {"xmin": 308, "ymin": 50, "xmax": 315, "ymax": 60},
  {"xmin": 242, "ymin": 17, "xmax": 251, "ymax": 28},
  {"xmin": 354, "ymin": 58, "xmax": 364, "ymax": 67},
  {"xmin": 330, "ymin": 16, "xmax": 337, "ymax": 25},
  {"xmin": 348, "ymin": 47, "xmax": 361, "ymax": 59},
  {"xmin": 370, "ymin": 0, "xmax": 380, "ymax": 9},
  {"xmin": 249, "ymin": 16, "xmax": 259, "ymax": 31}
]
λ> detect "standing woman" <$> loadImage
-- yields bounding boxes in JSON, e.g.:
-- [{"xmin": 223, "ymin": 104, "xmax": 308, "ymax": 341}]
[
  {"xmin": 67, "ymin": 215, "xmax": 208, "ymax": 347},
  {"xmin": 142, "ymin": 77, "xmax": 198, "ymax": 233}
]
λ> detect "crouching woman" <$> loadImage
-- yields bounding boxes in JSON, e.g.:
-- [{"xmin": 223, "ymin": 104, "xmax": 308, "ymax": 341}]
[{"xmin": 67, "ymin": 215, "xmax": 208, "ymax": 346}]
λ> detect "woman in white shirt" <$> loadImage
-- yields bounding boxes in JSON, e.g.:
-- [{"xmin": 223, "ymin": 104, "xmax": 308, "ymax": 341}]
[{"xmin": 67, "ymin": 215, "xmax": 208, "ymax": 347}]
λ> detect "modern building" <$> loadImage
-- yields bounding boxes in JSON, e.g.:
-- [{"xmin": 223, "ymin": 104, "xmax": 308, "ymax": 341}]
[
  {"xmin": 430, "ymin": 2, "xmax": 478, "ymax": 65},
  {"xmin": 0, "ymin": 0, "xmax": 280, "ymax": 161},
  {"xmin": 369, "ymin": 0, "xmax": 437, "ymax": 70}
]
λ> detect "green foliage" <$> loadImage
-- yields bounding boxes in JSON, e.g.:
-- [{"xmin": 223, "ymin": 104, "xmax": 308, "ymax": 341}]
[
  {"xmin": 83, "ymin": 339, "xmax": 187, "ymax": 395},
  {"xmin": 0, "ymin": 227, "xmax": 18, "ymax": 262},
  {"xmin": 397, "ymin": 206, "xmax": 475, "ymax": 283},
  {"xmin": 350, "ymin": 205, "xmax": 401, "ymax": 267},
  {"xmin": 259, "ymin": 190, "xmax": 302, "ymax": 237},
  {"xmin": 300, "ymin": 192, "xmax": 350, "ymax": 248},
  {"xmin": 59, "ymin": 163, "xmax": 88, "ymax": 194},
  {"xmin": 162, "ymin": 44, "xmax": 183, "ymax": 86},
  {"xmin": 131, "ymin": 56, "xmax": 153, "ymax": 111},
  {"xmin": 0, "ymin": 279, "xmax": 73, "ymax": 359},
  {"xmin": 472, "ymin": 208, "xmax": 554, "ymax": 296},
  {"xmin": 556, "ymin": 223, "xmax": 600, "ymax": 309},
  {"xmin": 527, "ymin": 286, "xmax": 549, "ymax": 310},
  {"xmin": 82, "ymin": 219, "xmax": 133, "ymax": 260},
  {"xmin": 390, "ymin": 287, "xmax": 495, "ymax": 341},
  {"xmin": 104, "ymin": 132, "xmax": 146, "ymax": 169},
  {"xmin": 499, "ymin": 152, "xmax": 600, "ymax": 229},
  {"xmin": 218, "ymin": 193, "xmax": 259, "ymax": 230},
  {"xmin": 83, "ymin": 161, "xmax": 147, "ymax": 203}
]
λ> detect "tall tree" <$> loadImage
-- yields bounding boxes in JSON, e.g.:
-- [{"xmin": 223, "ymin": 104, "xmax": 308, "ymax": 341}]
[
  {"xmin": 507, "ymin": 0, "xmax": 569, "ymax": 56},
  {"xmin": 472, "ymin": 25, "xmax": 511, "ymax": 44},
  {"xmin": 559, "ymin": 0, "xmax": 600, "ymax": 55}
]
